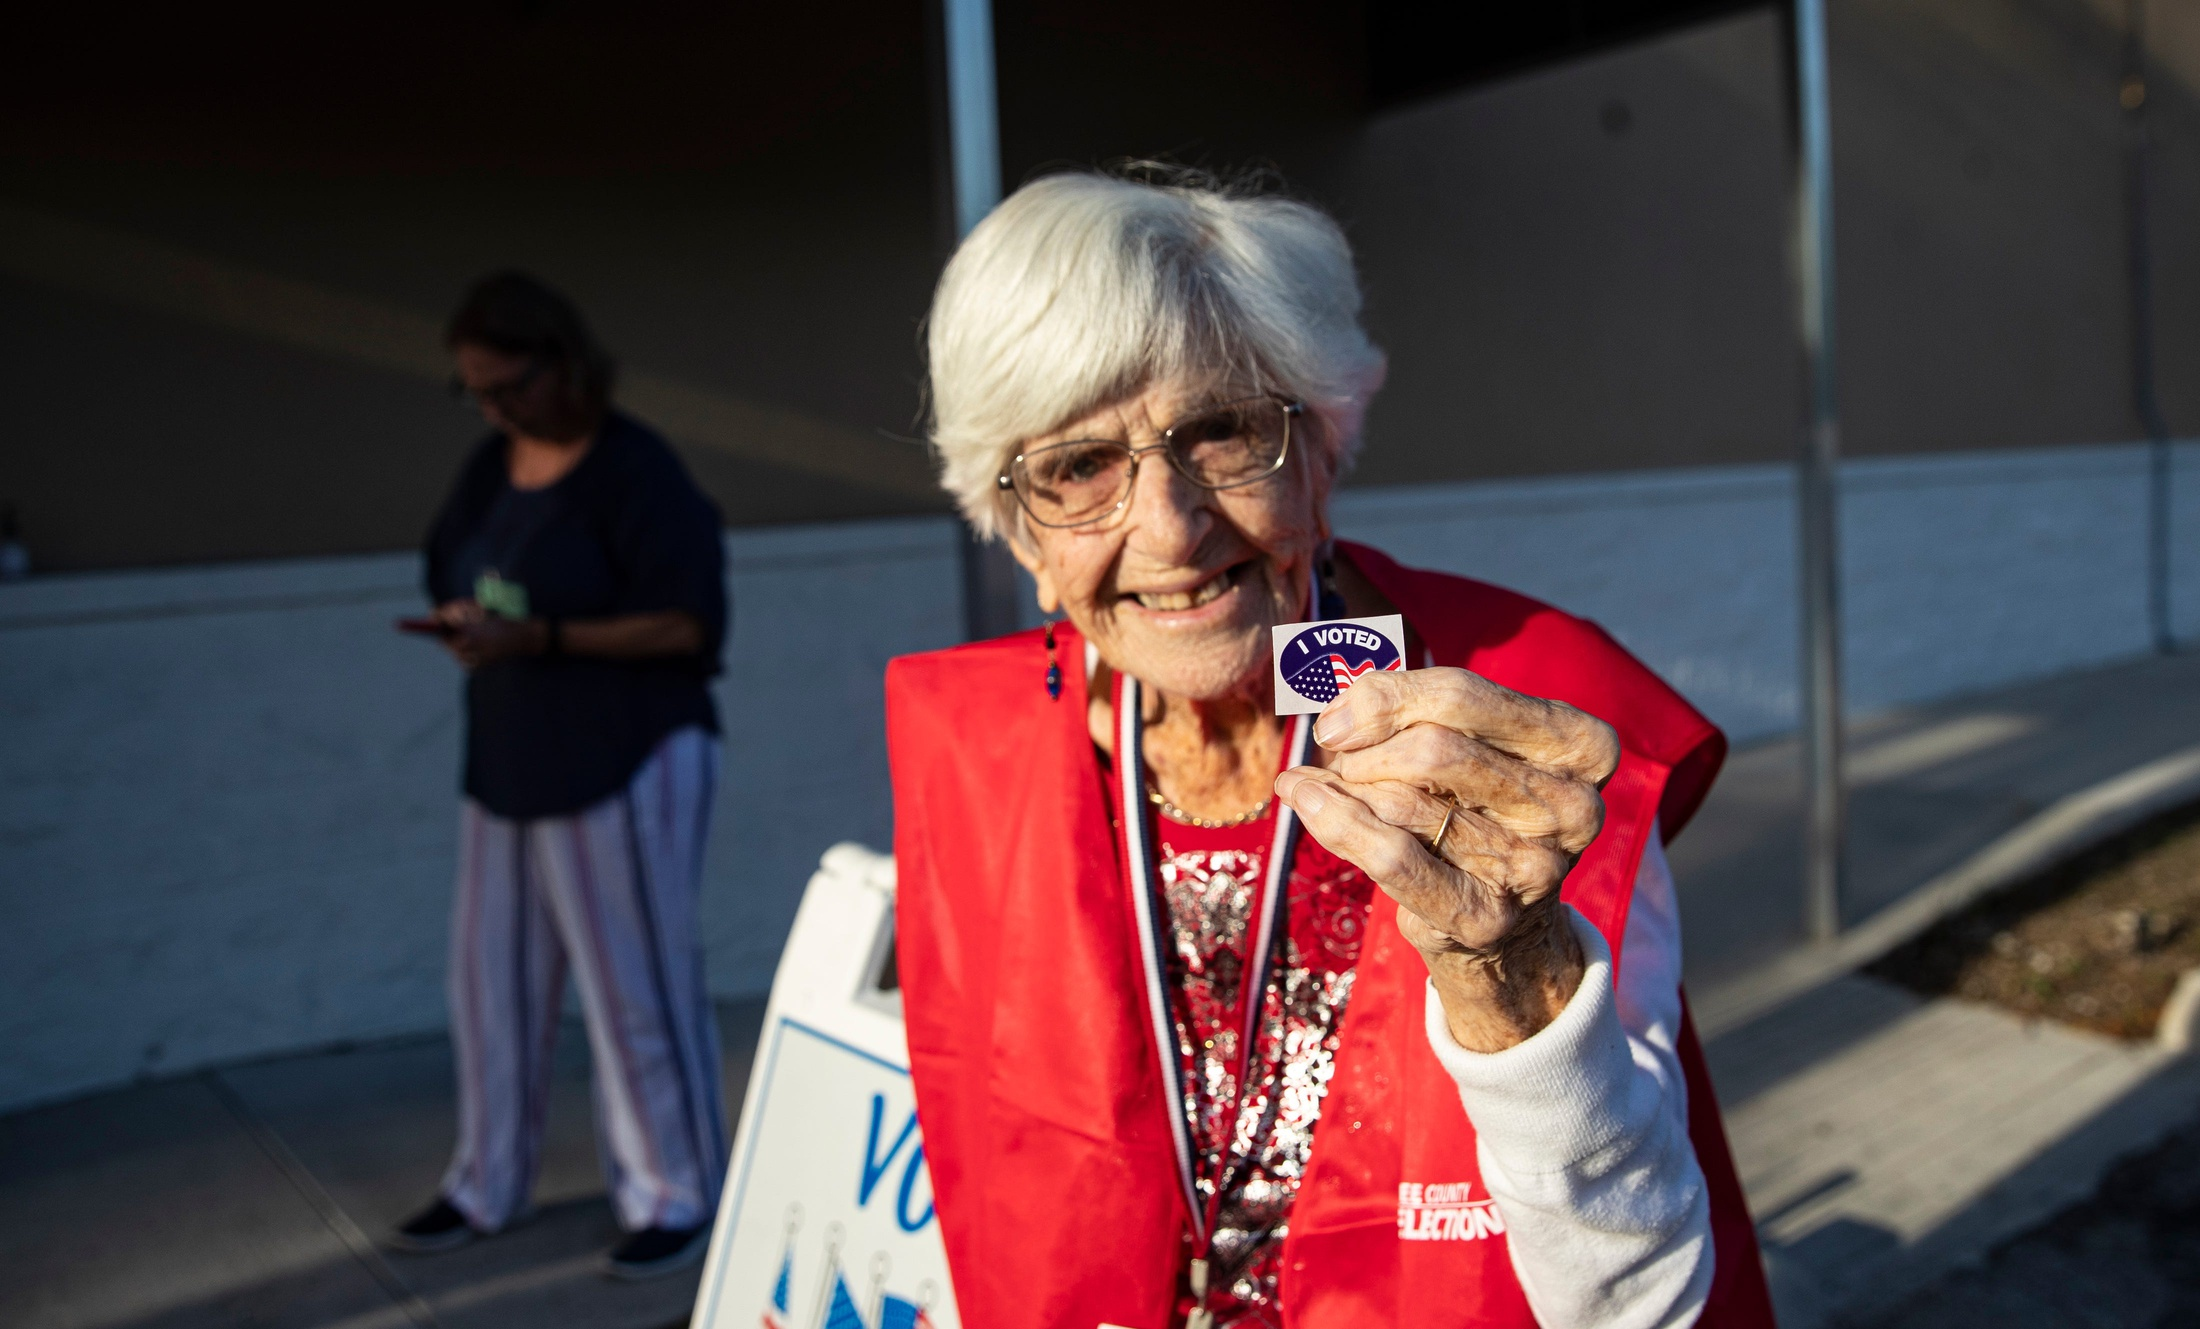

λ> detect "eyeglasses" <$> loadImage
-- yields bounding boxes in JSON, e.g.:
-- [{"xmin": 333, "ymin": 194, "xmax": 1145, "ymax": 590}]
[
  {"xmin": 448, "ymin": 362, "xmax": 546, "ymax": 411},
  {"xmin": 997, "ymin": 395, "xmax": 1303, "ymax": 529}
]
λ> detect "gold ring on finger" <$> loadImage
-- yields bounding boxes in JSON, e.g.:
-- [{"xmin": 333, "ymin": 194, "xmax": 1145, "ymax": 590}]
[{"xmin": 1428, "ymin": 799, "xmax": 1459, "ymax": 856}]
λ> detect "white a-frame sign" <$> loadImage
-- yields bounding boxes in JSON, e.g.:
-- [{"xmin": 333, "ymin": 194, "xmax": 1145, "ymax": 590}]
[{"xmin": 691, "ymin": 844, "xmax": 959, "ymax": 1329}]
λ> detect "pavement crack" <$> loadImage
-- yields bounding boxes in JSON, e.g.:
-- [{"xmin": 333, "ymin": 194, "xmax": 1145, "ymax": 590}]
[{"xmin": 202, "ymin": 1070, "xmax": 442, "ymax": 1328}]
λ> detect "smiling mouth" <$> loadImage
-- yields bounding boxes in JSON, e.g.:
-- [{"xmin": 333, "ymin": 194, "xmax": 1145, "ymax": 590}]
[{"xmin": 1133, "ymin": 565, "xmax": 1239, "ymax": 612}]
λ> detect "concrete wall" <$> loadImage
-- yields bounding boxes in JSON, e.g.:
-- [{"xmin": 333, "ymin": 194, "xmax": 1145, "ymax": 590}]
[
  {"xmin": 3, "ymin": 442, "xmax": 2193, "ymax": 1113},
  {"xmin": 1335, "ymin": 441, "xmax": 2198, "ymax": 741},
  {"xmin": 1014, "ymin": 1, "xmax": 2200, "ymax": 488},
  {"xmin": 11, "ymin": 1, "xmax": 2199, "ymax": 574},
  {"xmin": 1, "ymin": 556, "xmax": 458, "ymax": 1110},
  {"xmin": 0, "ymin": 518, "xmax": 961, "ymax": 1113},
  {"xmin": 0, "ymin": 1, "xmax": 955, "ymax": 571}
]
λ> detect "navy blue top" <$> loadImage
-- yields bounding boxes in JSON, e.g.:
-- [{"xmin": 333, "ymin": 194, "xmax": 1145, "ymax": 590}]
[{"xmin": 424, "ymin": 411, "xmax": 726, "ymax": 819}]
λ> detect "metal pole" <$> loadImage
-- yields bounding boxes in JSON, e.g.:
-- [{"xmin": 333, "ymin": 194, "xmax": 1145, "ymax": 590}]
[
  {"xmin": 937, "ymin": 0, "xmax": 1023, "ymax": 640},
  {"xmin": 1790, "ymin": 0, "xmax": 1847, "ymax": 942},
  {"xmin": 2122, "ymin": 0, "xmax": 2175, "ymax": 654},
  {"xmin": 944, "ymin": 0, "xmax": 1002, "ymax": 241}
]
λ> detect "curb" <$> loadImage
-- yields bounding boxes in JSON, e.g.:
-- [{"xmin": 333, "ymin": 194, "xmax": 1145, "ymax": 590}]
[
  {"xmin": 2160, "ymin": 968, "xmax": 2200, "ymax": 1053},
  {"xmin": 1698, "ymin": 744, "xmax": 2200, "ymax": 1038}
]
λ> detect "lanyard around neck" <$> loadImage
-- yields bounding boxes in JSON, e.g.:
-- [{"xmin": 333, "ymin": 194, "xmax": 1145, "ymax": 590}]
[{"xmin": 1114, "ymin": 669, "xmax": 1314, "ymax": 1250}]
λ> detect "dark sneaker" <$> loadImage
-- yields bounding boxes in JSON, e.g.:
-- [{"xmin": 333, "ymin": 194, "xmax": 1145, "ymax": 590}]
[
  {"xmin": 387, "ymin": 1197, "xmax": 478, "ymax": 1254},
  {"xmin": 603, "ymin": 1224, "xmax": 710, "ymax": 1280}
]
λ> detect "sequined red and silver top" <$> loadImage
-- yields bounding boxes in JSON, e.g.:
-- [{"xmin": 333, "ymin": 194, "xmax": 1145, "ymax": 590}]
[{"xmin": 1152, "ymin": 805, "xmax": 1376, "ymax": 1327}]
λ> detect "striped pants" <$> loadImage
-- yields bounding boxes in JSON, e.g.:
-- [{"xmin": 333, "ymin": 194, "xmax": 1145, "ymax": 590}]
[{"xmin": 441, "ymin": 726, "xmax": 729, "ymax": 1233}]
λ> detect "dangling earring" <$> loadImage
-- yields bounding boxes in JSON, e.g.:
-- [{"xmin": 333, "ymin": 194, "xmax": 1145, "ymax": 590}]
[
  {"xmin": 1317, "ymin": 542, "xmax": 1348, "ymax": 620},
  {"xmin": 1043, "ymin": 619, "xmax": 1063, "ymax": 699}
]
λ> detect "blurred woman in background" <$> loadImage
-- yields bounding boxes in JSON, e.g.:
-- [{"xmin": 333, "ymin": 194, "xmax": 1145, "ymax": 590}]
[{"xmin": 390, "ymin": 272, "xmax": 729, "ymax": 1281}]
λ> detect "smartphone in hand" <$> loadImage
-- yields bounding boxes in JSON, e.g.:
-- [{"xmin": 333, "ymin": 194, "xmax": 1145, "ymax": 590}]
[{"xmin": 395, "ymin": 616, "xmax": 456, "ymax": 638}]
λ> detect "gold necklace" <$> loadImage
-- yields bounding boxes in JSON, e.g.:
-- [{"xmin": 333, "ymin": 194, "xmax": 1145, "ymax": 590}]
[{"xmin": 1147, "ymin": 784, "xmax": 1273, "ymax": 829}]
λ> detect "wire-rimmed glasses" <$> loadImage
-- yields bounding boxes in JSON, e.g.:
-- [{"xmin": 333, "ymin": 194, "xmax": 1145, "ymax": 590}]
[{"xmin": 996, "ymin": 395, "xmax": 1303, "ymax": 529}]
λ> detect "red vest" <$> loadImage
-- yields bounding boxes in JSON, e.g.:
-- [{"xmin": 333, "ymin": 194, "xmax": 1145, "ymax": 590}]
[{"xmin": 886, "ymin": 542, "xmax": 1774, "ymax": 1329}]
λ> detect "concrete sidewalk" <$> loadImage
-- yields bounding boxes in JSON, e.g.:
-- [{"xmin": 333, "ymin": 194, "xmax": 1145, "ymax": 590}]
[
  {"xmin": 0, "ymin": 1004, "xmax": 766, "ymax": 1329},
  {"xmin": 1674, "ymin": 648, "xmax": 2200, "ymax": 1327},
  {"xmin": 1707, "ymin": 973, "xmax": 2200, "ymax": 1327},
  {"xmin": 1674, "ymin": 649, "xmax": 2200, "ymax": 1026},
  {"xmin": 5, "ymin": 650, "xmax": 2199, "ymax": 1329}
]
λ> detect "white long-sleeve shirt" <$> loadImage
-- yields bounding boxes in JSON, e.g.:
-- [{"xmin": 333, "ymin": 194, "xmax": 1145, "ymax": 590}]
[{"xmin": 1421, "ymin": 830, "xmax": 1713, "ymax": 1329}]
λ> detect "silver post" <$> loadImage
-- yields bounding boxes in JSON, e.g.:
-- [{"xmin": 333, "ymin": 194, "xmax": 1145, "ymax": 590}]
[
  {"xmin": 1790, "ymin": 0, "xmax": 1846, "ymax": 942},
  {"xmin": 943, "ymin": 0, "xmax": 1002, "ymax": 241},
  {"xmin": 2122, "ymin": 0, "xmax": 2175, "ymax": 654},
  {"xmin": 937, "ymin": 0, "xmax": 1023, "ymax": 640}
]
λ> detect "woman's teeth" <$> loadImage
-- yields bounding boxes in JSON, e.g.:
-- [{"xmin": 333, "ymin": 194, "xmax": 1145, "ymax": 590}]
[{"xmin": 1136, "ymin": 571, "xmax": 1232, "ymax": 611}]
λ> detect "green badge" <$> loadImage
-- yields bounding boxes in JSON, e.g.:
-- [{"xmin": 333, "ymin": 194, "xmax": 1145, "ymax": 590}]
[{"xmin": 474, "ymin": 570, "xmax": 530, "ymax": 621}]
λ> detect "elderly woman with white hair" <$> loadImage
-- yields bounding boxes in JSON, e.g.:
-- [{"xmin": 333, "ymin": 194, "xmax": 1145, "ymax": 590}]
[{"xmin": 886, "ymin": 169, "xmax": 1774, "ymax": 1329}]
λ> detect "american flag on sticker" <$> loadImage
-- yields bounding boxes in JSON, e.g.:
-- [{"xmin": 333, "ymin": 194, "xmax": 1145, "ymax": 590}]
[
  {"xmin": 761, "ymin": 1242, "xmax": 793, "ymax": 1329},
  {"xmin": 1271, "ymin": 614, "xmax": 1407, "ymax": 715}
]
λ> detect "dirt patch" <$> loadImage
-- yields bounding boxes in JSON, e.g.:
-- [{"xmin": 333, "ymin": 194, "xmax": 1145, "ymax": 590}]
[{"xmin": 1867, "ymin": 801, "xmax": 2200, "ymax": 1040}]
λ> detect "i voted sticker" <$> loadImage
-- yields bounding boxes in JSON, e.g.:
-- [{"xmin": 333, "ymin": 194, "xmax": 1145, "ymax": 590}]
[{"xmin": 1271, "ymin": 614, "xmax": 1407, "ymax": 715}]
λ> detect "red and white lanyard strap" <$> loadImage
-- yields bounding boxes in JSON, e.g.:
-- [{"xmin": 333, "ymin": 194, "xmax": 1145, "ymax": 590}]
[{"xmin": 1114, "ymin": 670, "xmax": 1314, "ymax": 1313}]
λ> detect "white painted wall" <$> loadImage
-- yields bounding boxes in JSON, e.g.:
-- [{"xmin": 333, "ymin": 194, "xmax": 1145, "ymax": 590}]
[
  {"xmin": 1334, "ymin": 441, "xmax": 2200, "ymax": 742},
  {"xmin": 704, "ymin": 520, "xmax": 964, "ymax": 990},
  {"xmin": 1, "ymin": 444, "xmax": 2192, "ymax": 1111},
  {"xmin": 1334, "ymin": 464, "xmax": 1803, "ymax": 738},
  {"xmin": 0, "ymin": 518, "xmax": 961, "ymax": 1113},
  {"xmin": 1, "ymin": 555, "xmax": 459, "ymax": 1113}
]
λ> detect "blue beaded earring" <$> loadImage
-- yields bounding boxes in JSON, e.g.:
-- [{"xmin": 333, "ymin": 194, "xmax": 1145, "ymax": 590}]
[
  {"xmin": 1318, "ymin": 542, "xmax": 1349, "ymax": 619},
  {"xmin": 1043, "ymin": 619, "xmax": 1063, "ymax": 699}
]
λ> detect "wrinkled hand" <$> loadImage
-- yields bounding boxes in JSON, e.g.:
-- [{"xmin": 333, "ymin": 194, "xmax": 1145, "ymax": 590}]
[
  {"xmin": 435, "ymin": 600, "xmax": 543, "ymax": 671},
  {"xmin": 1274, "ymin": 668, "xmax": 1620, "ymax": 1049}
]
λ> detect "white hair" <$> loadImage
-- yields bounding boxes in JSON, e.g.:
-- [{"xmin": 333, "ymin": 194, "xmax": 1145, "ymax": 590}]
[{"xmin": 925, "ymin": 169, "xmax": 1388, "ymax": 540}]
